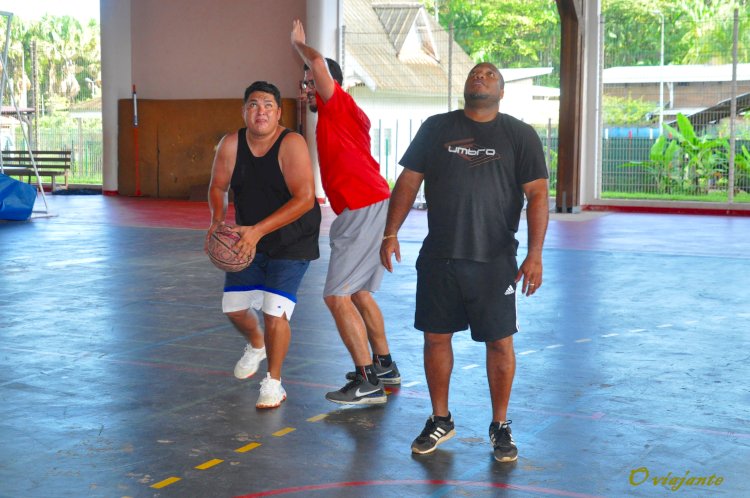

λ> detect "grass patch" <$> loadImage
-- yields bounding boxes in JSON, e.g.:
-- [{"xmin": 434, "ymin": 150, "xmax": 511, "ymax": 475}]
[{"xmin": 601, "ymin": 191, "xmax": 750, "ymax": 203}]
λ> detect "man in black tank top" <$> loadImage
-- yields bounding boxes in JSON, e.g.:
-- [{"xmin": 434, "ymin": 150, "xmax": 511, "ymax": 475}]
[
  {"xmin": 207, "ymin": 81, "xmax": 321, "ymax": 409},
  {"xmin": 382, "ymin": 64, "xmax": 550, "ymax": 462}
]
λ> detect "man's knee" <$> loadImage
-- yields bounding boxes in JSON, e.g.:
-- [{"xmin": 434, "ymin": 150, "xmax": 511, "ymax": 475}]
[
  {"xmin": 225, "ymin": 309, "xmax": 249, "ymax": 322},
  {"xmin": 324, "ymin": 294, "xmax": 351, "ymax": 311},
  {"xmin": 424, "ymin": 332, "xmax": 453, "ymax": 349},
  {"xmin": 350, "ymin": 290, "xmax": 375, "ymax": 309},
  {"xmin": 263, "ymin": 312, "xmax": 289, "ymax": 332},
  {"xmin": 487, "ymin": 335, "xmax": 514, "ymax": 356}
]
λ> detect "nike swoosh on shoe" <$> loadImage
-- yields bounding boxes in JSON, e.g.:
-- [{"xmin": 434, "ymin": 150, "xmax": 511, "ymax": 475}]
[{"xmin": 354, "ymin": 386, "xmax": 381, "ymax": 397}]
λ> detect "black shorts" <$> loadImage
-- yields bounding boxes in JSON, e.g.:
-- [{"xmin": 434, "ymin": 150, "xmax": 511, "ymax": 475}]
[{"xmin": 415, "ymin": 254, "xmax": 519, "ymax": 342}]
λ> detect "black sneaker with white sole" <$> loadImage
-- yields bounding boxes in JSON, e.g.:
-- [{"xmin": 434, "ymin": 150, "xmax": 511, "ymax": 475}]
[
  {"xmin": 489, "ymin": 420, "xmax": 518, "ymax": 462},
  {"xmin": 345, "ymin": 361, "xmax": 401, "ymax": 385},
  {"xmin": 325, "ymin": 374, "xmax": 387, "ymax": 405},
  {"xmin": 411, "ymin": 414, "xmax": 456, "ymax": 454}
]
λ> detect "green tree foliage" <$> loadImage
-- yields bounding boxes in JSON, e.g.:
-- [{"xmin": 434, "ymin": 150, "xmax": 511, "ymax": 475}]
[
  {"xmin": 424, "ymin": 0, "xmax": 749, "ymax": 69},
  {"xmin": 603, "ymin": 0, "xmax": 749, "ymax": 66},
  {"xmin": 423, "ymin": 0, "xmax": 559, "ymax": 70},
  {"xmin": 0, "ymin": 14, "xmax": 100, "ymax": 110},
  {"xmin": 602, "ymin": 95, "xmax": 655, "ymax": 125}
]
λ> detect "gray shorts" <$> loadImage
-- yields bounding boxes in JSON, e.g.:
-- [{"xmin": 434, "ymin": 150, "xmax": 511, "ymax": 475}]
[{"xmin": 324, "ymin": 199, "xmax": 388, "ymax": 297}]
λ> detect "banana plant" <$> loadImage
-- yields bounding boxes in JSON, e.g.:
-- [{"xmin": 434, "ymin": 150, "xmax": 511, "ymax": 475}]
[
  {"xmin": 662, "ymin": 113, "xmax": 730, "ymax": 193},
  {"xmin": 620, "ymin": 131, "xmax": 682, "ymax": 193}
]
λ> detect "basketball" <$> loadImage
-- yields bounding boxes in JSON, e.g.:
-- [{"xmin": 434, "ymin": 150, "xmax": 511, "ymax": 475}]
[{"xmin": 207, "ymin": 224, "xmax": 252, "ymax": 272}]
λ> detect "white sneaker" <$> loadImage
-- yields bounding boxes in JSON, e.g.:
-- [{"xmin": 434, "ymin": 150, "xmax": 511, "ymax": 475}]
[
  {"xmin": 233, "ymin": 345, "xmax": 266, "ymax": 379},
  {"xmin": 256, "ymin": 373, "xmax": 286, "ymax": 409}
]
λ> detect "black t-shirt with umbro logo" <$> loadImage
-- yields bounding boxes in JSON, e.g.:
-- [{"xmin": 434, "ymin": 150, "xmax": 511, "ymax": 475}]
[{"xmin": 399, "ymin": 110, "xmax": 548, "ymax": 262}]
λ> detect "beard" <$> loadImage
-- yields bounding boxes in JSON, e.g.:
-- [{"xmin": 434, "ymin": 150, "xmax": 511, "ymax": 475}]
[
  {"xmin": 308, "ymin": 102, "xmax": 318, "ymax": 113},
  {"xmin": 465, "ymin": 92, "xmax": 492, "ymax": 102}
]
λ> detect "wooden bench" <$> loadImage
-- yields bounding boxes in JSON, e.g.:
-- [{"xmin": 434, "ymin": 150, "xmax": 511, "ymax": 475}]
[{"xmin": 1, "ymin": 150, "xmax": 72, "ymax": 190}]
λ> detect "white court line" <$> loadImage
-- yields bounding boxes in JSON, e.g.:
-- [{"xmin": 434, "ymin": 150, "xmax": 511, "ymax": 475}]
[
  {"xmin": 684, "ymin": 320, "xmax": 699, "ymax": 324},
  {"xmin": 546, "ymin": 344, "xmax": 564, "ymax": 349},
  {"xmin": 519, "ymin": 350, "xmax": 537, "ymax": 355},
  {"xmin": 575, "ymin": 338, "xmax": 592, "ymax": 343},
  {"xmin": 401, "ymin": 381, "xmax": 421, "ymax": 388},
  {"xmin": 628, "ymin": 328, "xmax": 646, "ymax": 333},
  {"xmin": 46, "ymin": 257, "xmax": 108, "ymax": 268},
  {"xmin": 656, "ymin": 324, "xmax": 673, "ymax": 328},
  {"xmin": 462, "ymin": 364, "xmax": 480, "ymax": 370},
  {"xmin": 601, "ymin": 333, "xmax": 619, "ymax": 338}
]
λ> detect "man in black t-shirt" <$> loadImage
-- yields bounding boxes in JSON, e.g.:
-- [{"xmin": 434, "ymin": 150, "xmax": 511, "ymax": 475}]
[{"xmin": 380, "ymin": 63, "xmax": 549, "ymax": 462}]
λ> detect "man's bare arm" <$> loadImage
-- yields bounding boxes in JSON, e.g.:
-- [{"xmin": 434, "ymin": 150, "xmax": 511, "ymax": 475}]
[
  {"xmin": 380, "ymin": 169, "xmax": 424, "ymax": 272},
  {"xmin": 290, "ymin": 19, "xmax": 336, "ymax": 103}
]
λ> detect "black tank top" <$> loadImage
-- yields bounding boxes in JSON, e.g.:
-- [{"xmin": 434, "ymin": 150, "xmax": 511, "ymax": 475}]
[{"xmin": 231, "ymin": 128, "xmax": 321, "ymax": 260}]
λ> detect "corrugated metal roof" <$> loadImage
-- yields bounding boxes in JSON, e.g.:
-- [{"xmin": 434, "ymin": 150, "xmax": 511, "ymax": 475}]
[
  {"xmin": 345, "ymin": 1, "xmax": 554, "ymax": 95},
  {"xmin": 603, "ymin": 64, "xmax": 750, "ymax": 84},
  {"xmin": 372, "ymin": 3, "xmax": 420, "ymax": 54},
  {"xmin": 345, "ymin": 0, "xmax": 475, "ymax": 94}
]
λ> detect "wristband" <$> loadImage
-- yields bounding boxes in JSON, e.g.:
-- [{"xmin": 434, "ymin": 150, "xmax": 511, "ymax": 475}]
[{"xmin": 382, "ymin": 234, "xmax": 398, "ymax": 240}]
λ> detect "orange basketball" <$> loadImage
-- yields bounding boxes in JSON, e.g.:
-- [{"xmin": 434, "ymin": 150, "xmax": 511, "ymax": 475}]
[{"xmin": 207, "ymin": 224, "xmax": 252, "ymax": 272}]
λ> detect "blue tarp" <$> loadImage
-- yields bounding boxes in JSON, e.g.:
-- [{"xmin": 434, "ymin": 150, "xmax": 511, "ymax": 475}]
[{"xmin": 0, "ymin": 173, "xmax": 37, "ymax": 221}]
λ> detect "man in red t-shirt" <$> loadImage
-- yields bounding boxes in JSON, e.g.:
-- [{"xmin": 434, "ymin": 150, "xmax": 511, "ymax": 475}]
[{"xmin": 292, "ymin": 19, "xmax": 400, "ymax": 405}]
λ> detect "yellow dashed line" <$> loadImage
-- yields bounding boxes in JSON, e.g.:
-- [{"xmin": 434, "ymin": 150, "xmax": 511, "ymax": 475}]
[
  {"xmin": 307, "ymin": 413, "xmax": 328, "ymax": 422},
  {"xmin": 195, "ymin": 458, "xmax": 223, "ymax": 470},
  {"xmin": 151, "ymin": 476, "xmax": 181, "ymax": 489},
  {"xmin": 272, "ymin": 427, "xmax": 296, "ymax": 437},
  {"xmin": 235, "ymin": 442, "xmax": 262, "ymax": 453}
]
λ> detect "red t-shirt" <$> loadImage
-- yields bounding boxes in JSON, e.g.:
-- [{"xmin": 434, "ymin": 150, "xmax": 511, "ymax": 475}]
[{"xmin": 315, "ymin": 85, "xmax": 390, "ymax": 215}]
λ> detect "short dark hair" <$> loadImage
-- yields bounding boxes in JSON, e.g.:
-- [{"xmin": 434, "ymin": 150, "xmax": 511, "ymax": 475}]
[
  {"xmin": 303, "ymin": 58, "xmax": 343, "ymax": 86},
  {"xmin": 244, "ymin": 81, "xmax": 281, "ymax": 106}
]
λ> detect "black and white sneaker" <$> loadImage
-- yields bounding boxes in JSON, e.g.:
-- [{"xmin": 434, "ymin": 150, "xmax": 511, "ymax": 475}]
[
  {"xmin": 489, "ymin": 420, "xmax": 518, "ymax": 462},
  {"xmin": 411, "ymin": 414, "xmax": 456, "ymax": 454},
  {"xmin": 325, "ymin": 374, "xmax": 387, "ymax": 405},
  {"xmin": 345, "ymin": 361, "xmax": 401, "ymax": 385}
]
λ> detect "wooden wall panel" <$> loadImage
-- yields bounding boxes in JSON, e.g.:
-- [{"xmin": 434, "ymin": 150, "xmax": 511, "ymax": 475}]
[{"xmin": 117, "ymin": 98, "xmax": 297, "ymax": 198}]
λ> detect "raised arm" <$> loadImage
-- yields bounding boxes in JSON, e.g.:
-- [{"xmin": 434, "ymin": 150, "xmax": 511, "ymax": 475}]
[
  {"xmin": 380, "ymin": 168, "xmax": 424, "ymax": 272},
  {"xmin": 290, "ymin": 19, "xmax": 336, "ymax": 103}
]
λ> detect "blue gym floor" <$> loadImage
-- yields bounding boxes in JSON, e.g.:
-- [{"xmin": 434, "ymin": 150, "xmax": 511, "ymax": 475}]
[{"xmin": 1, "ymin": 195, "xmax": 749, "ymax": 497}]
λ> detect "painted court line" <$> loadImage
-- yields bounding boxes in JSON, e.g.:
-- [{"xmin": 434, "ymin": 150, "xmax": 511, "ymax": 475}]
[
  {"xmin": 519, "ymin": 350, "xmax": 538, "ymax": 355},
  {"xmin": 601, "ymin": 333, "xmax": 618, "ymax": 337},
  {"xmin": 402, "ymin": 381, "xmax": 421, "ymax": 388},
  {"xmin": 656, "ymin": 323, "xmax": 673, "ymax": 328},
  {"xmin": 235, "ymin": 442, "xmax": 262, "ymax": 453},
  {"xmin": 151, "ymin": 476, "xmax": 181, "ymax": 489},
  {"xmin": 461, "ymin": 364, "xmax": 480, "ymax": 370},
  {"xmin": 234, "ymin": 479, "xmax": 604, "ymax": 498},
  {"xmin": 574, "ymin": 338, "xmax": 592, "ymax": 343},
  {"xmin": 272, "ymin": 427, "xmax": 296, "ymax": 437},
  {"xmin": 307, "ymin": 414, "xmax": 327, "ymax": 422},
  {"xmin": 195, "ymin": 458, "xmax": 223, "ymax": 470},
  {"xmin": 546, "ymin": 344, "xmax": 564, "ymax": 349}
]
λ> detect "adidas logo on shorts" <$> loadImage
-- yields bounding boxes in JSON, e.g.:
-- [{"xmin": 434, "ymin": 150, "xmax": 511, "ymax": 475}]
[{"xmin": 504, "ymin": 285, "xmax": 515, "ymax": 295}]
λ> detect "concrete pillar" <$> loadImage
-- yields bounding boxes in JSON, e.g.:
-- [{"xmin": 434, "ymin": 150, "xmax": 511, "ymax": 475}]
[
  {"xmin": 579, "ymin": 0, "xmax": 602, "ymax": 206},
  {"xmin": 304, "ymin": 0, "xmax": 343, "ymax": 203},
  {"xmin": 100, "ymin": 0, "xmax": 132, "ymax": 195}
]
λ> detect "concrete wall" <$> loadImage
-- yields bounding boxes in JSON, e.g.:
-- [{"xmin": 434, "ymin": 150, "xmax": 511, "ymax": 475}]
[{"xmin": 105, "ymin": 0, "xmax": 308, "ymax": 197}]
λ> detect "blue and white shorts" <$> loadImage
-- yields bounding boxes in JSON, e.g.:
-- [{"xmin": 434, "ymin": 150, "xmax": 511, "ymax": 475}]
[{"xmin": 222, "ymin": 253, "xmax": 310, "ymax": 319}]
